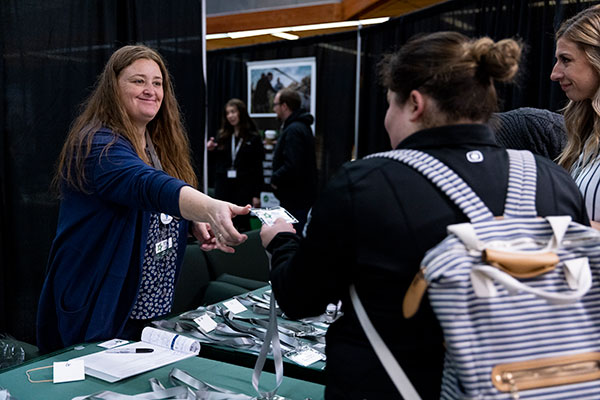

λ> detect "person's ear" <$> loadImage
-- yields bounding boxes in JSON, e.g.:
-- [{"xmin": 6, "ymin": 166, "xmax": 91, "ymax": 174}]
[{"xmin": 407, "ymin": 90, "xmax": 426, "ymax": 122}]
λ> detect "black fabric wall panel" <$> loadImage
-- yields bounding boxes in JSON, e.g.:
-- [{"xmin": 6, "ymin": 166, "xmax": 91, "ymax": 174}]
[
  {"xmin": 0, "ymin": 0, "xmax": 204, "ymax": 344},
  {"xmin": 2, "ymin": 0, "xmax": 600, "ymax": 345}
]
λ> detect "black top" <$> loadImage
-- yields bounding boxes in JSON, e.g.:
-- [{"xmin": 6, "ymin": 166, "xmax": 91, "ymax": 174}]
[
  {"xmin": 212, "ymin": 132, "xmax": 264, "ymax": 206},
  {"xmin": 271, "ymin": 109, "xmax": 317, "ymax": 210},
  {"xmin": 267, "ymin": 123, "xmax": 588, "ymax": 399}
]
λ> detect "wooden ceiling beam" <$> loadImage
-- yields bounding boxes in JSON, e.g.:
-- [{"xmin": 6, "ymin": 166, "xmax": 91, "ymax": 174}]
[
  {"xmin": 341, "ymin": 0, "xmax": 390, "ymax": 19},
  {"xmin": 206, "ymin": 3, "xmax": 343, "ymax": 34}
]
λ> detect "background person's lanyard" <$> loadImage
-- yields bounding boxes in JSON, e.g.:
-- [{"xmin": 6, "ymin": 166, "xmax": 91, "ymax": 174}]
[{"xmin": 228, "ymin": 135, "xmax": 243, "ymax": 178}]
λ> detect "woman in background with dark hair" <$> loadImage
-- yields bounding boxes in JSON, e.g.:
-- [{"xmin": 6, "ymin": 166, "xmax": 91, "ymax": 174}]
[{"xmin": 207, "ymin": 98, "xmax": 264, "ymax": 232}]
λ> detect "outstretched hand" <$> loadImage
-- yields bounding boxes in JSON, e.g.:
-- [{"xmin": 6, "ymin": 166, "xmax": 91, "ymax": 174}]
[
  {"xmin": 179, "ymin": 187, "xmax": 250, "ymax": 253},
  {"xmin": 190, "ymin": 221, "xmax": 234, "ymax": 252},
  {"xmin": 204, "ymin": 200, "xmax": 250, "ymax": 253},
  {"xmin": 260, "ymin": 218, "xmax": 296, "ymax": 248}
]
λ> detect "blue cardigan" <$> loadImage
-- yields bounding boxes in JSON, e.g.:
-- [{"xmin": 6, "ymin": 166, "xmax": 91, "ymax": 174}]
[{"xmin": 37, "ymin": 128, "xmax": 189, "ymax": 353}]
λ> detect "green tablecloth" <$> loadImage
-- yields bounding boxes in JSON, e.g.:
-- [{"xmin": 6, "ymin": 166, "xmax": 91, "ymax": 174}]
[{"xmin": 0, "ymin": 343, "xmax": 324, "ymax": 399}]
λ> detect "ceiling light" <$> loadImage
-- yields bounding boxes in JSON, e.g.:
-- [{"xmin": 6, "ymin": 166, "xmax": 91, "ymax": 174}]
[
  {"xmin": 206, "ymin": 17, "xmax": 390, "ymax": 40},
  {"xmin": 271, "ymin": 32, "xmax": 299, "ymax": 40}
]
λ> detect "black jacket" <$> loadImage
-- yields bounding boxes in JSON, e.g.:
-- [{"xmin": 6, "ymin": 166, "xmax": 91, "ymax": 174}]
[
  {"xmin": 267, "ymin": 124, "xmax": 588, "ymax": 399},
  {"xmin": 212, "ymin": 132, "xmax": 264, "ymax": 206},
  {"xmin": 271, "ymin": 109, "xmax": 317, "ymax": 210}
]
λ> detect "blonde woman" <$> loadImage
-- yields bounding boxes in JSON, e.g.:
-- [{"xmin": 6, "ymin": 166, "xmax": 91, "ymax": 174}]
[
  {"xmin": 37, "ymin": 45, "xmax": 249, "ymax": 353},
  {"xmin": 551, "ymin": 5, "xmax": 600, "ymax": 228}
]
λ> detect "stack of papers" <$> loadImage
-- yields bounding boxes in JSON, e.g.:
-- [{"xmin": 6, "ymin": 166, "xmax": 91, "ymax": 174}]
[{"xmin": 73, "ymin": 327, "xmax": 200, "ymax": 382}]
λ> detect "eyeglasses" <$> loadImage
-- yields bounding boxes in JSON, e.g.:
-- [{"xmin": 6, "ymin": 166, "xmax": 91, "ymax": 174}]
[{"xmin": 273, "ymin": 102, "xmax": 281, "ymax": 106}]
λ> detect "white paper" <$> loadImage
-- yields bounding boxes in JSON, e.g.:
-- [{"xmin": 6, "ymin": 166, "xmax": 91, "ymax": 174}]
[
  {"xmin": 72, "ymin": 327, "xmax": 200, "ymax": 383},
  {"xmin": 53, "ymin": 359, "xmax": 85, "ymax": 383},
  {"xmin": 222, "ymin": 298, "xmax": 247, "ymax": 314},
  {"xmin": 194, "ymin": 314, "xmax": 217, "ymax": 332},
  {"xmin": 140, "ymin": 327, "xmax": 200, "ymax": 353}
]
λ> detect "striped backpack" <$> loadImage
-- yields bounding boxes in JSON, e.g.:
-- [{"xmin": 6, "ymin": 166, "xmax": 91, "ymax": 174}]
[{"xmin": 351, "ymin": 149, "xmax": 600, "ymax": 400}]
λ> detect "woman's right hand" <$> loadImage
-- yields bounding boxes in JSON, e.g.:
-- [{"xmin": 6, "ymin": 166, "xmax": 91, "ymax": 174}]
[
  {"xmin": 207, "ymin": 137, "xmax": 217, "ymax": 151},
  {"xmin": 205, "ymin": 200, "xmax": 251, "ymax": 253},
  {"xmin": 179, "ymin": 187, "xmax": 250, "ymax": 253}
]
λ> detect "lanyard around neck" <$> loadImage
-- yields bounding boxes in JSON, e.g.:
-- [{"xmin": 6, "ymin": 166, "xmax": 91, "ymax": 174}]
[
  {"xmin": 145, "ymin": 131, "xmax": 163, "ymax": 171},
  {"xmin": 231, "ymin": 134, "xmax": 243, "ymax": 167}
]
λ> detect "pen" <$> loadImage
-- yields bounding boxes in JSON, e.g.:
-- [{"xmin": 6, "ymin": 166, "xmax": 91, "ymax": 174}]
[{"xmin": 106, "ymin": 348, "xmax": 154, "ymax": 353}]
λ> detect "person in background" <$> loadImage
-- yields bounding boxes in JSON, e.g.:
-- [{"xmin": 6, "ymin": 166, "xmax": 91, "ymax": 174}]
[
  {"xmin": 207, "ymin": 98, "xmax": 264, "ymax": 232},
  {"xmin": 253, "ymin": 72, "xmax": 276, "ymax": 113},
  {"xmin": 489, "ymin": 107, "xmax": 566, "ymax": 160},
  {"xmin": 271, "ymin": 88, "xmax": 317, "ymax": 233},
  {"xmin": 551, "ymin": 5, "xmax": 600, "ymax": 228},
  {"xmin": 260, "ymin": 32, "xmax": 588, "ymax": 399},
  {"xmin": 37, "ymin": 45, "xmax": 249, "ymax": 354}
]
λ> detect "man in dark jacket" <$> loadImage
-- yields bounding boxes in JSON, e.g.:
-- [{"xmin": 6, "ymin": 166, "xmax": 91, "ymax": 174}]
[{"xmin": 271, "ymin": 88, "xmax": 317, "ymax": 232}]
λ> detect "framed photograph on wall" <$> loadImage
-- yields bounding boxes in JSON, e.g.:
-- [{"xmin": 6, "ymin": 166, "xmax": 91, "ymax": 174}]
[{"xmin": 247, "ymin": 57, "xmax": 316, "ymax": 119}]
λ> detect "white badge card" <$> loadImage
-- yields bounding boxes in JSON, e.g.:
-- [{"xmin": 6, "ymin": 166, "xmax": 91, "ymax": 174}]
[
  {"xmin": 227, "ymin": 169, "xmax": 237, "ymax": 178},
  {"xmin": 285, "ymin": 346, "xmax": 325, "ymax": 367},
  {"xmin": 250, "ymin": 207, "xmax": 299, "ymax": 226},
  {"xmin": 222, "ymin": 298, "xmax": 247, "ymax": 314},
  {"xmin": 97, "ymin": 339, "xmax": 129, "ymax": 349},
  {"xmin": 194, "ymin": 314, "xmax": 218, "ymax": 332},
  {"xmin": 53, "ymin": 359, "xmax": 85, "ymax": 383},
  {"xmin": 155, "ymin": 237, "xmax": 173, "ymax": 255}
]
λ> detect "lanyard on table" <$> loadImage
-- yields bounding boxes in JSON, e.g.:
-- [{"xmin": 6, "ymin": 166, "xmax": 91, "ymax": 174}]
[
  {"xmin": 251, "ymin": 255, "xmax": 284, "ymax": 399},
  {"xmin": 72, "ymin": 367, "xmax": 259, "ymax": 399}
]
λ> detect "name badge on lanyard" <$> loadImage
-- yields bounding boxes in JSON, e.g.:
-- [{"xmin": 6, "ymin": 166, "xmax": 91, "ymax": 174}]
[
  {"xmin": 229, "ymin": 135, "xmax": 242, "ymax": 179},
  {"xmin": 155, "ymin": 237, "xmax": 173, "ymax": 255}
]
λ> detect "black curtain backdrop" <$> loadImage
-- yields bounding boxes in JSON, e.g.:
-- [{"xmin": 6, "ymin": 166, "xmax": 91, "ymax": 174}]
[
  {"xmin": 1, "ymin": 0, "xmax": 599, "ymax": 346},
  {"xmin": 0, "ymin": 0, "xmax": 205, "ymax": 344}
]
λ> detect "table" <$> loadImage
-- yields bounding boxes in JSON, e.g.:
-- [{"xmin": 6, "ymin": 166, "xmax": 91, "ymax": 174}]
[
  {"xmin": 0, "ymin": 343, "xmax": 324, "ymax": 399},
  {"xmin": 162, "ymin": 286, "xmax": 331, "ymax": 384}
]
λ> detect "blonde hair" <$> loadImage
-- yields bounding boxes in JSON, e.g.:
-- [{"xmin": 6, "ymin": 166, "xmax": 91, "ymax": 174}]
[
  {"xmin": 55, "ymin": 45, "xmax": 197, "ymax": 193},
  {"xmin": 555, "ymin": 5, "xmax": 600, "ymax": 171},
  {"xmin": 379, "ymin": 31, "xmax": 521, "ymax": 125}
]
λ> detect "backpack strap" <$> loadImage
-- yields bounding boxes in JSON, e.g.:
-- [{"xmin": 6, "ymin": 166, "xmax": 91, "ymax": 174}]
[
  {"xmin": 366, "ymin": 149, "xmax": 494, "ymax": 222},
  {"xmin": 504, "ymin": 149, "xmax": 537, "ymax": 218},
  {"xmin": 367, "ymin": 148, "xmax": 538, "ymax": 221}
]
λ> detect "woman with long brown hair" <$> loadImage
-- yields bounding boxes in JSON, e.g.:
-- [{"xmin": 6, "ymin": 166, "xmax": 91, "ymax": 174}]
[{"xmin": 37, "ymin": 45, "xmax": 249, "ymax": 353}]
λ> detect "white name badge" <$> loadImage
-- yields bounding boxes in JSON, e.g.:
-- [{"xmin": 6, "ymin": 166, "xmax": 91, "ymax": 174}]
[
  {"xmin": 222, "ymin": 298, "xmax": 247, "ymax": 314},
  {"xmin": 194, "ymin": 314, "xmax": 218, "ymax": 332},
  {"xmin": 286, "ymin": 346, "xmax": 325, "ymax": 367},
  {"xmin": 53, "ymin": 359, "xmax": 85, "ymax": 383},
  {"xmin": 160, "ymin": 213, "xmax": 174, "ymax": 225},
  {"xmin": 227, "ymin": 169, "xmax": 237, "ymax": 178},
  {"xmin": 155, "ymin": 237, "xmax": 173, "ymax": 255}
]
